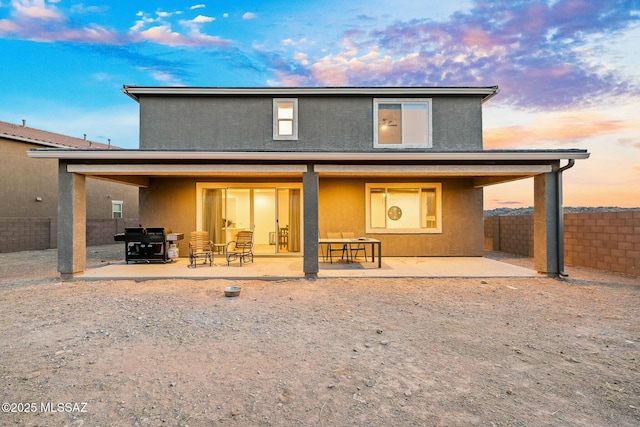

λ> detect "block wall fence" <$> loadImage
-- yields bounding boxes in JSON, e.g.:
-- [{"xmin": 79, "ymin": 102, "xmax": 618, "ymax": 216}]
[
  {"xmin": 0, "ymin": 217, "xmax": 139, "ymax": 253},
  {"xmin": 2, "ymin": 212, "xmax": 637, "ymax": 276},
  {"xmin": 484, "ymin": 210, "xmax": 640, "ymax": 276}
]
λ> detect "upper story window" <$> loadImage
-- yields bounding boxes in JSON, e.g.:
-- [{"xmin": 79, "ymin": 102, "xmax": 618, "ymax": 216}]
[
  {"xmin": 374, "ymin": 98, "xmax": 432, "ymax": 149},
  {"xmin": 112, "ymin": 200, "xmax": 123, "ymax": 219},
  {"xmin": 273, "ymin": 98, "xmax": 298, "ymax": 140}
]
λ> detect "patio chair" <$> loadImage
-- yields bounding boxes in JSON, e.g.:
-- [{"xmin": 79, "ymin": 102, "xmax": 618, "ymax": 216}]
[
  {"xmin": 226, "ymin": 230, "xmax": 254, "ymax": 266},
  {"xmin": 188, "ymin": 231, "xmax": 214, "ymax": 268},
  {"xmin": 325, "ymin": 232, "xmax": 348, "ymax": 263},
  {"xmin": 342, "ymin": 232, "xmax": 367, "ymax": 261}
]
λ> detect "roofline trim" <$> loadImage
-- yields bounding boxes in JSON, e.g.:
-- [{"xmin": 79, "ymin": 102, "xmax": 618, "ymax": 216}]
[
  {"xmin": 28, "ymin": 149, "xmax": 590, "ymax": 162},
  {"xmin": 1, "ymin": 133, "xmax": 86, "ymax": 149},
  {"xmin": 122, "ymin": 86, "xmax": 500, "ymax": 102},
  {"xmin": 1, "ymin": 131, "xmax": 115, "ymax": 150}
]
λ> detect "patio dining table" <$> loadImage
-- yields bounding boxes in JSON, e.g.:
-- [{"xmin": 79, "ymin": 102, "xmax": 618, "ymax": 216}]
[{"xmin": 318, "ymin": 238, "xmax": 382, "ymax": 268}]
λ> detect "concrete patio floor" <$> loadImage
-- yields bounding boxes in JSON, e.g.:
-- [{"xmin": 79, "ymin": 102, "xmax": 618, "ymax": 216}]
[{"xmin": 77, "ymin": 254, "xmax": 540, "ymax": 281}]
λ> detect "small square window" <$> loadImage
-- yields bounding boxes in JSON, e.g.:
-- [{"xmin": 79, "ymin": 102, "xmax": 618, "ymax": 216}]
[{"xmin": 273, "ymin": 99, "xmax": 298, "ymax": 140}]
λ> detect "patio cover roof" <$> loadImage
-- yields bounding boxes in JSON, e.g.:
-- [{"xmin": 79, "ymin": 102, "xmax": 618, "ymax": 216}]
[{"xmin": 28, "ymin": 149, "xmax": 589, "ymax": 188}]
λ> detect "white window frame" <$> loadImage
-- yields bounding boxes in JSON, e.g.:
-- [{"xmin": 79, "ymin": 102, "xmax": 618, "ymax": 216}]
[
  {"xmin": 111, "ymin": 200, "xmax": 123, "ymax": 219},
  {"xmin": 365, "ymin": 183, "xmax": 442, "ymax": 234},
  {"xmin": 373, "ymin": 98, "xmax": 432, "ymax": 149},
  {"xmin": 273, "ymin": 98, "xmax": 298, "ymax": 140}
]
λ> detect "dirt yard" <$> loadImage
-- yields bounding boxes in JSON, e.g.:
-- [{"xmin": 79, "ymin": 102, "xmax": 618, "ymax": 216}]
[{"xmin": 1, "ymin": 245, "xmax": 639, "ymax": 426}]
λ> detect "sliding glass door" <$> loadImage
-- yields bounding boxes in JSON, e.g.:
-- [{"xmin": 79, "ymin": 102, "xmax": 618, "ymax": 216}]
[{"xmin": 197, "ymin": 184, "xmax": 301, "ymax": 255}]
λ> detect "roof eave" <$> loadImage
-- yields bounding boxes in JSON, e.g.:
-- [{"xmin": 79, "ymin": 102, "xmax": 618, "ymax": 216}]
[{"xmin": 122, "ymin": 86, "xmax": 500, "ymax": 102}]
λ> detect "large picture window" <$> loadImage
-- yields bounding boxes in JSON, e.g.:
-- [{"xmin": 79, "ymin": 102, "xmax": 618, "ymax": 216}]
[
  {"xmin": 374, "ymin": 98, "xmax": 432, "ymax": 148},
  {"xmin": 366, "ymin": 183, "xmax": 442, "ymax": 234},
  {"xmin": 273, "ymin": 98, "xmax": 298, "ymax": 140}
]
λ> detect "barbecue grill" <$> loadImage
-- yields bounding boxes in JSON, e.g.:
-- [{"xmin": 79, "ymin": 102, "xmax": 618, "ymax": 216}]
[{"xmin": 114, "ymin": 227, "xmax": 170, "ymax": 263}]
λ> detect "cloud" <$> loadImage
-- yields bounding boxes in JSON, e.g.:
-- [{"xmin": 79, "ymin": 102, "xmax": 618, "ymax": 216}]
[
  {"xmin": 282, "ymin": 38, "xmax": 308, "ymax": 46},
  {"xmin": 0, "ymin": 2, "xmax": 234, "ymax": 48},
  {"xmin": 190, "ymin": 4, "xmax": 206, "ymax": 10},
  {"xmin": 136, "ymin": 25, "xmax": 185, "ymax": 45},
  {"xmin": 129, "ymin": 9, "xmax": 232, "ymax": 47},
  {"xmin": 293, "ymin": 52, "xmax": 309, "ymax": 66},
  {"xmin": 193, "ymin": 15, "xmax": 215, "ymax": 23},
  {"xmin": 484, "ymin": 109, "xmax": 637, "ymax": 149},
  {"xmin": 0, "ymin": 19, "xmax": 20, "ymax": 32},
  {"xmin": 12, "ymin": 0, "xmax": 63, "ymax": 20},
  {"xmin": 133, "ymin": 24, "xmax": 230, "ymax": 47},
  {"xmin": 242, "ymin": 12, "xmax": 257, "ymax": 20},
  {"xmin": 140, "ymin": 67, "xmax": 181, "ymax": 84},
  {"xmin": 0, "ymin": 9, "xmax": 122, "ymax": 44},
  {"xmin": 272, "ymin": 0, "xmax": 639, "ymax": 110}
]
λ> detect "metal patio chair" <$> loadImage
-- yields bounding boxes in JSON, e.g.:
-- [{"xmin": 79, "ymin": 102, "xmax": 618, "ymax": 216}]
[
  {"xmin": 341, "ymin": 231, "xmax": 367, "ymax": 262},
  {"xmin": 188, "ymin": 231, "xmax": 214, "ymax": 268},
  {"xmin": 325, "ymin": 232, "xmax": 348, "ymax": 263},
  {"xmin": 226, "ymin": 230, "xmax": 254, "ymax": 266}
]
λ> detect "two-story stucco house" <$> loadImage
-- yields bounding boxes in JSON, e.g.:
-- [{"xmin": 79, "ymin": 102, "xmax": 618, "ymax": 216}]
[{"xmin": 29, "ymin": 86, "xmax": 588, "ymax": 279}]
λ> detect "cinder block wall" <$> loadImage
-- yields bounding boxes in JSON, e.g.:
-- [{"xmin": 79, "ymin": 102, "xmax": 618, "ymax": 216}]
[
  {"xmin": 564, "ymin": 211, "xmax": 640, "ymax": 275},
  {"xmin": 483, "ymin": 215, "xmax": 534, "ymax": 257},
  {"xmin": 0, "ymin": 218, "xmax": 54, "ymax": 252},
  {"xmin": 485, "ymin": 211, "xmax": 640, "ymax": 276},
  {"xmin": 0, "ymin": 217, "xmax": 138, "ymax": 253},
  {"xmin": 86, "ymin": 218, "xmax": 140, "ymax": 246}
]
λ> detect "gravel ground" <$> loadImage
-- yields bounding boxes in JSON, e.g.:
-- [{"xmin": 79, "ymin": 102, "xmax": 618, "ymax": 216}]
[{"xmin": 0, "ymin": 245, "xmax": 639, "ymax": 426}]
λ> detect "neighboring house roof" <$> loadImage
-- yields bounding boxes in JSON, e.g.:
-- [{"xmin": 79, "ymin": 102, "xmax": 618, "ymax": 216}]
[
  {"xmin": 122, "ymin": 86, "xmax": 500, "ymax": 102},
  {"xmin": 0, "ymin": 120, "xmax": 117, "ymax": 150}
]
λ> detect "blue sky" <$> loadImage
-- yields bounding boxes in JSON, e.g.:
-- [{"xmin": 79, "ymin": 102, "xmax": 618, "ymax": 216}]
[{"xmin": 1, "ymin": 0, "xmax": 638, "ymax": 208}]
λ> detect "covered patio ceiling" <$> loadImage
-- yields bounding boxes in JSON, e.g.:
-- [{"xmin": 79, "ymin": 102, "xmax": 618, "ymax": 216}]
[{"xmin": 28, "ymin": 149, "xmax": 590, "ymax": 188}]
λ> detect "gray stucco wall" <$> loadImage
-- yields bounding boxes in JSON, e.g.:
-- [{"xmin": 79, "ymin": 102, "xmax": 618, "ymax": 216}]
[{"xmin": 138, "ymin": 95, "xmax": 483, "ymax": 151}]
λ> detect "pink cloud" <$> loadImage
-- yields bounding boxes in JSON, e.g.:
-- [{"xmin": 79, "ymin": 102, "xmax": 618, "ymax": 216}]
[
  {"xmin": 0, "ymin": 19, "xmax": 20, "ymax": 32},
  {"xmin": 1, "ymin": 1, "xmax": 233, "ymax": 47},
  {"xmin": 273, "ymin": 1, "xmax": 637, "ymax": 110},
  {"xmin": 299, "ymin": 39, "xmax": 432, "ymax": 87},
  {"xmin": 57, "ymin": 25, "xmax": 121, "ymax": 44},
  {"xmin": 0, "ymin": 17, "xmax": 121, "ymax": 44},
  {"xmin": 484, "ymin": 111, "xmax": 636, "ymax": 149},
  {"xmin": 13, "ymin": 0, "xmax": 63, "ymax": 20},
  {"xmin": 462, "ymin": 27, "xmax": 495, "ymax": 50},
  {"xmin": 137, "ymin": 25, "xmax": 187, "ymax": 45},
  {"xmin": 134, "ymin": 25, "xmax": 229, "ymax": 47},
  {"xmin": 272, "ymin": 70, "xmax": 307, "ymax": 87},
  {"xmin": 310, "ymin": 55, "xmax": 349, "ymax": 86},
  {"xmin": 193, "ymin": 15, "xmax": 215, "ymax": 23}
]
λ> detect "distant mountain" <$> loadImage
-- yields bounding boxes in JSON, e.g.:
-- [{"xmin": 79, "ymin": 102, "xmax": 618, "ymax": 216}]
[{"xmin": 484, "ymin": 206, "xmax": 640, "ymax": 216}]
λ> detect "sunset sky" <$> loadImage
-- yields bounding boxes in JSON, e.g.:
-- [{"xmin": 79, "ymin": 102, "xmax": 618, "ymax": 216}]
[{"xmin": 0, "ymin": 0, "xmax": 638, "ymax": 209}]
